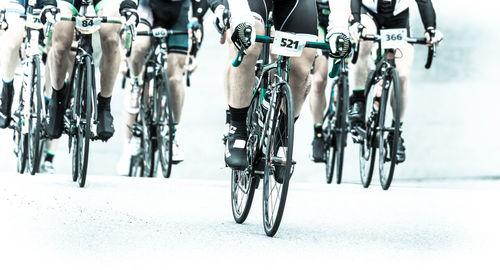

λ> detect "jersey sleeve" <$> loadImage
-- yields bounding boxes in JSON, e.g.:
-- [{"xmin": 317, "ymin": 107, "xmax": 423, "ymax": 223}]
[
  {"xmin": 350, "ymin": 0, "xmax": 362, "ymax": 24},
  {"xmin": 415, "ymin": 0, "xmax": 437, "ymax": 29}
]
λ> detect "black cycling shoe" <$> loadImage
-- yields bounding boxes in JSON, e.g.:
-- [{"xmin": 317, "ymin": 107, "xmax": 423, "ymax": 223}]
[
  {"xmin": 310, "ymin": 135, "xmax": 325, "ymax": 162},
  {"xmin": 96, "ymin": 95, "xmax": 115, "ymax": 141},
  {"xmin": 348, "ymin": 101, "xmax": 365, "ymax": 126},
  {"xmin": 388, "ymin": 132, "xmax": 406, "ymax": 163},
  {"xmin": 224, "ymin": 124, "xmax": 248, "ymax": 169},
  {"xmin": 46, "ymin": 87, "xmax": 68, "ymax": 139},
  {"xmin": 0, "ymin": 83, "xmax": 14, "ymax": 128}
]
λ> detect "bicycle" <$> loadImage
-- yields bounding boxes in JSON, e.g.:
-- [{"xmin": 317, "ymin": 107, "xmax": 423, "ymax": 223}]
[
  {"xmin": 229, "ymin": 22, "xmax": 332, "ymax": 236},
  {"xmin": 10, "ymin": 1, "xmax": 45, "ymax": 175},
  {"xmin": 53, "ymin": 1, "xmax": 123, "ymax": 187},
  {"xmin": 351, "ymin": 28, "xmax": 437, "ymax": 190},
  {"xmin": 322, "ymin": 54, "xmax": 350, "ymax": 185},
  {"xmin": 127, "ymin": 28, "xmax": 185, "ymax": 178}
]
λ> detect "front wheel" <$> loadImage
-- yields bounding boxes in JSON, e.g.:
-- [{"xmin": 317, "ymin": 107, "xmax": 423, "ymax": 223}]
[
  {"xmin": 155, "ymin": 69, "xmax": 174, "ymax": 178},
  {"xmin": 28, "ymin": 55, "xmax": 42, "ymax": 175},
  {"xmin": 334, "ymin": 75, "xmax": 349, "ymax": 184},
  {"xmin": 378, "ymin": 69, "xmax": 401, "ymax": 190},
  {"xmin": 262, "ymin": 83, "xmax": 294, "ymax": 237}
]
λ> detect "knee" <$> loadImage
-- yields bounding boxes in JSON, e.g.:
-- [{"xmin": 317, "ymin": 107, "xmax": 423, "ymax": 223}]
[
  {"xmin": 290, "ymin": 62, "xmax": 312, "ymax": 82},
  {"xmin": 101, "ymin": 31, "xmax": 120, "ymax": 52}
]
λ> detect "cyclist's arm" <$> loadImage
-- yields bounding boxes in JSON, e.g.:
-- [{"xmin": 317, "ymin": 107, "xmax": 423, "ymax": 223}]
[
  {"xmin": 415, "ymin": 0, "xmax": 436, "ymax": 29},
  {"xmin": 329, "ymin": 0, "xmax": 351, "ymax": 30},
  {"xmin": 227, "ymin": 0, "xmax": 254, "ymax": 28},
  {"xmin": 207, "ymin": 0, "xmax": 224, "ymax": 12},
  {"xmin": 350, "ymin": 0, "xmax": 362, "ymax": 24}
]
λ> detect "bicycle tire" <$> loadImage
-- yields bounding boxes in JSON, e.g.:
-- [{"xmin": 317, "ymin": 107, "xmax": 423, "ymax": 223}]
[
  {"xmin": 28, "ymin": 55, "xmax": 42, "ymax": 175},
  {"xmin": 155, "ymin": 69, "xmax": 173, "ymax": 178},
  {"xmin": 334, "ymin": 75, "xmax": 349, "ymax": 184},
  {"xmin": 128, "ymin": 154, "xmax": 144, "ymax": 177},
  {"xmin": 231, "ymin": 169, "xmax": 256, "ymax": 224},
  {"xmin": 15, "ymin": 131, "xmax": 28, "ymax": 174},
  {"xmin": 378, "ymin": 68, "xmax": 401, "ymax": 190},
  {"xmin": 71, "ymin": 61, "xmax": 83, "ymax": 183},
  {"xmin": 324, "ymin": 82, "xmax": 336, "ymax": 184},
  {"xmin": 262, "ymin": 83, "xmax": 294, "ymax": 237},
  {"xmin": 359, "ymin": 71, "xmax": 377, "ymax": 188},
  {"xmin": 140, "ymin": 107, "xmax": 155, "ymax": 178},
  {"xmin": 75, "ymin": 57, "xmax": 93, "ymax": 188}
]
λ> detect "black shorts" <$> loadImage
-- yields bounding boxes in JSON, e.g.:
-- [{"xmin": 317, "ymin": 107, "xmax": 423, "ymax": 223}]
[
  {"xmin": 58, "ymin": 0, "xmax": 106, "ymax": 14},
  {"xmin": 248, "ymin": 0, "xmax": 318, "ymax": 36},
  {"xmin": 149, "ymin": 0, "xmax": 189, "ymax": 54},
  {"xmin": 362, "ymin": 6, "xmax": 410, "ymax": 34}
]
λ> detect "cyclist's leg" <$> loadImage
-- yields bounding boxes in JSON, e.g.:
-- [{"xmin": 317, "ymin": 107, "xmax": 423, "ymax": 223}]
[
  {"xmin": 0, "ymin": 2, "xmax": 25, "ymax": 128},
  {"xmin": 45, "ymin": 1, "xmax": 75, "ymax": 138},
  {"xmin": 96, "ymin": 0, "xmax": 122, "ymax": 140},
  {"xmin": 309, "ymin": 54, "xmax": 328, "ymax": 162},
  {"xmin": 223, "ymin": 0, "xmax": 266, "ymax": 169},
  {"xmin": 349, "ymin": 13, "xmax": 377, "ymax": 124},
  {"xmin": 273, "ymin": 0, "xmax": 318, "ymax": 117}
]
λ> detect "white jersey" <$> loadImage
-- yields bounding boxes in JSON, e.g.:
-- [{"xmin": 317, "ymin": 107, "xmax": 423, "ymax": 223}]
[{"xmin": 362, "ymin": 0, "xmax": 410, "ymax": 16}]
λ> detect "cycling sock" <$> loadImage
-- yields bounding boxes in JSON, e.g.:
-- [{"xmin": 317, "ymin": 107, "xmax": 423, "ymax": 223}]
[
  {"xmin": 97, "ymin": 94, "xmax": 111, "ymax": 111},
  {"xmin": 45, "ymin": 151, "xmax": 55, "ymax": 162},
  {"xmin": 2, "ymin": 79, "xmax": 13, "ymax": 85},
  {"xmin": 52, "ymin": 83, "xmax": 67, "ymax": 103},
  {"xmin": 229, "ymin": 106, "xmax": 249, "ymax": 125}
]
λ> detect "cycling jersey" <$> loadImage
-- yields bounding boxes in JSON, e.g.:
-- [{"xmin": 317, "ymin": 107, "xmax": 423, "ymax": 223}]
[
  {"xmin": 139, "ymin": 0, "xmax": 190, "ymax": 54},
  {"xmin": 351, "ymin": 0, "xmax": 436, "ymax": 29},
  {"xmin": 229, "ymin": 0, "xmax": 318, "ymax": 37},
  {"xmin": 6, "ymin": 0, "xmax": 41, "ymax": 14}
]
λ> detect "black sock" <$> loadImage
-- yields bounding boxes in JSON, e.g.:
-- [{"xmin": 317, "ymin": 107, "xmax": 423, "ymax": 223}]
[
  {"xmin": 52, "ymin": 83, "xmax": 66, "ymax": 104},
  {"xmin": 98, "ymin": 94, "xmax": 111, "ymax": 111},
  {"xmin": 314, "ymin": 123, "xmax": 322, "ymax": 137},
  {"xmin": 45, "ymin": 152, "xmax": 54, "ymax": 162},
  {"xmin": 229, "ymin": 106, "xmax": 248, "ymax": 128}
]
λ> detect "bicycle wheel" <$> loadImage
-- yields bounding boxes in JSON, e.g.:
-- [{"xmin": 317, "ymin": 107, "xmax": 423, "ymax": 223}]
[
  {"xmin": 28, "ymin": 55, "xmax": 42, "ymax": 175},
  {"xmin": 359, "ymin": 71, "xmax": 377, "ymax": 188},
  {"xmin": 262, "ymin": 83, "xmax": 294, "ymax": 237},
  {"xmin": 15, "ymin": 129, "xmax": 28, "ymax": 174},
  {"xmin": 231, "ymin": 169, "xmax": 256, "ymax": 223},
  {"xmin": 140, "ymin": 109, "xmax": 155, "ymax": 178},
  {"xmin": 74, "ymin": 57, "xmax": 93, "ymax": 188},
  {"xmin": 334, "ymin": 75, "xmax": 349, "ymax": 184},
  {"xmin": 155, "ymin": 69, "xmax": 174, "ymax": 178},
  {"xmin": 324, "ymin": 114, "xmax": 336, "ymax": 184},
  {"xmin": 378, "ymin": 69, "xmax": 401, "ymax": 190},
  {"xmin": 71, "ymin": 61, "xmax": 83, "ymax": 183}
]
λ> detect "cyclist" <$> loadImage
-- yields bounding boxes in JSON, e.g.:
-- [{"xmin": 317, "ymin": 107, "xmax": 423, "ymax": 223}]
[
  {"xmin": 116, "ymin": 0, "xmax": 193, "ymax": 174},
  {"xmin": 308, "ymin": 0, "xmax": 331, "ymax": 162},
  {"xmin": 40, "ymin": 0, "xmax": 138, "ymax": 140},
  {"xmin": 349, "ymin": 0, "xmax": 443, "ymax": 163},
  {"xmin": 222, "ymin": 0, "xmax": 350, "ymax": 170},
  {"xmin": 0, "ymin": 0, "xmax": 40, "ymax": 128}
]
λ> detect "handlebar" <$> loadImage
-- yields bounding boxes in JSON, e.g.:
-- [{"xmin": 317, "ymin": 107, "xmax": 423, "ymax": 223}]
[
  {"xmin": 232, "ymin": 35, "xmax": 340, "ymax": 79},
  {"xmin": 352, "ymin": 33, "xmax": 437, "ymax": 69},
  {"xmin": 137, "ymin": 29, "xmax": 188, "ymax": 37}
]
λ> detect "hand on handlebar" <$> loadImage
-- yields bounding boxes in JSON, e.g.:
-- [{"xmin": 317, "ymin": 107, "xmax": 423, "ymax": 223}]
[
  {"xmin": 327, "ymin": 28, "xmax": 351, "ymax": 59},
  {"xmin": 213, "ymin": 5, "xmax": 230, "ymax": 44},
  {"xmin": 425, "ymin": 27, "xmax": 443, "ymax": 46},
  {"xmin": 348, "ymin": 22, "xmax": 365, "ymax": 43},
  {"xmin": 231, "ymin": 22, "xmax": 255, "ymax": 54}
]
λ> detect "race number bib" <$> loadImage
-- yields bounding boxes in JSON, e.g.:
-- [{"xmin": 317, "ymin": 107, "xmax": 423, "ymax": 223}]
[
  {"xmin": 75, "ymin": 17, "xmax": 101, "ymax": 34},
  {"xmin": 380, "ymin": 28, "xmax": 407, "ymax": 49},
  {"xmin": 272, "ymin": 31, "xmax": 309, "ymax": 57}
]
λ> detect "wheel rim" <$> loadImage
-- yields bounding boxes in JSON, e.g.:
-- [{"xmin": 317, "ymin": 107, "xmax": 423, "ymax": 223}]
[{"xmin": 231, "ymin": 170, "xmax": 255, "ymax": 223}]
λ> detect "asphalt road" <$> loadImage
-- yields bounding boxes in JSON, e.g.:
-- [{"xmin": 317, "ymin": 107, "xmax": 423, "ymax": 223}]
[{"xmin": 1, "ymin": 173, "xmax": 499, "ymax": 269}]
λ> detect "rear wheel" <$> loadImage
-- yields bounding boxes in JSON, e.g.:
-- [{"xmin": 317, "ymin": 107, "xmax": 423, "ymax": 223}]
[
  {"xmin": 324, "ymin": 116, "xmax": 336, "ymax": 184},
  {"xmin": 262, "ymin": 83, "xmax": 294, "ymax": 237},
  {"xmin": 378, "ymin": 69, "xmax": 401, "ymax": 190},
  {"xmin": 231, "ymin": 170, "xmax": 256, "ymax": 224},
  {"xmin": 141, "ymin": 111, "xmax": 155, "ymax": 178},
  {"xmin": 155, "ymin": 69, "xmax": 174, "ymax": 178},
  {"xmin": 15, "ymin": 130, "xmax": 28, "ymax": 174},
  {"xmin": 28, "ymin": 56, "xmax": 42, "ymax": 175}
]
